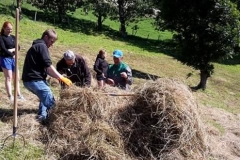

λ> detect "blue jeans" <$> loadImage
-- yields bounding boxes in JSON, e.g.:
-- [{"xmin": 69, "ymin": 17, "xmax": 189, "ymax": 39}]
[{"xmin": 23, "ymin": 80, "xmax": 55, "ymax": 118}]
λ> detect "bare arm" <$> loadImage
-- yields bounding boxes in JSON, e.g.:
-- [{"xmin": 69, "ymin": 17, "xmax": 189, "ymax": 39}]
[
  {"xmin": 47, "ymin": 65, "xmax": 72, "ymax": 86},
  {"xmin": 46, "ymin": 65, "xmax": 63, "ymax": 79}
]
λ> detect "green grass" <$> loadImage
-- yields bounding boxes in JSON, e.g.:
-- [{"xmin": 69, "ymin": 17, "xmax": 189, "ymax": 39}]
[
  {"xmin": 0, "ymin": 0, "xmax": 239, "ymax": 112},
  {"xmin": 1, "ymin": 142, "xmax": 45, "ymax": 160},
  {"xmin": 0, "ymin": 1, "xmax": 240, "ymax": 159},
  {"xmin": 71, "ymin": 8, "xmax": 172, "ymax": 41},
  {"xmin": 0, "ymin": 0, "xmax": 239, "ymax": 113},
  {"xmin": 208, "ymin": 120, "xmax": 225, "ymax": 135}
]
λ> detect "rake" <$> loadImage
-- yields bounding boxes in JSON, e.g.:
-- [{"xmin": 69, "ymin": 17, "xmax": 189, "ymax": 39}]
[{"xmin": 1, "ymin": 8, "xmax": 25, "ymax": 151}]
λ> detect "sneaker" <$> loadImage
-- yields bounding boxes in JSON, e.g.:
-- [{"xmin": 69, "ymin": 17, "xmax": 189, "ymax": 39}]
[
  {"xmin": 18, "ymin": 95, "xmax": 25, "ymax": 100},
  {"xmin": 37, "ymin": 115, "xmax": 48, "ymax": 125},
  {"xmin": 8, "ymin": 95, "xmax": 14, "ymax": 101}
]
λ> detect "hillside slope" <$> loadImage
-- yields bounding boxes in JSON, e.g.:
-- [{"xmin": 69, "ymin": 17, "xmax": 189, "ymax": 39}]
[{"xmin": 0, "ymin": 4, "xmax": 240, "ymax": 159}]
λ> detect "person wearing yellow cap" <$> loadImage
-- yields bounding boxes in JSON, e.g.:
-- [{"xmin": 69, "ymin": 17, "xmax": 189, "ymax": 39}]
[
  {"xmin": 22, "ymin": 29, "xmax": 72, "ymax": 124},
  {"xmin": 56, "ymin": 50, "xmax": 91, "ymax": 88},
  {"xmin": 106, "ymin": 49, "xmax": 133, "ymax": 90}
]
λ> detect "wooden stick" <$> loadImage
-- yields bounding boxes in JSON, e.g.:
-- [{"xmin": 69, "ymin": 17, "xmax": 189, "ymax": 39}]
[
  {"xmin": 101, "ymin": 93, "xmax": 135, "ymax": 96},
  {"xmin": 13, "ymin": 8, "xmax": 19, "ymax": 134}
]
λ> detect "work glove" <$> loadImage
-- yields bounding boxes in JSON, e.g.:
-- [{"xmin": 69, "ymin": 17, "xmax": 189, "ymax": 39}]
[{"xmin": 58, "ymin": 76, "xmax": 72, "ymax": 86}]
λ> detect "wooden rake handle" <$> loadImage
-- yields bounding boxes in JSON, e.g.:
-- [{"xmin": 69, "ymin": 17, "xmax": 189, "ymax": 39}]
[
  {"xmin": 13, "ymin": 8, "xmax": 20, "ymax": 131},
  {"xmin": 102, "ymin": 93, "xmax": 135, "ymax": 96}
]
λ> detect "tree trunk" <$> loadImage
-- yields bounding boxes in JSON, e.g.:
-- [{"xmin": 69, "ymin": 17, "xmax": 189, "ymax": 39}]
[
  {"xmin": 119, "ymin": 22, "xmax": 127, "ymax": 36},
  {"xmin": 118, "ymin": 0, "xmax": 127, "ymax": 37},
  {"xmin": 196, "ymin": 70, "xmax": 210, "ymax": 90},
  {"xmin": 97, "ymin": 14, "xmax": 102, "ymax": 31},
  {"xmin": 17, "ymin": 0, "xmax": 22, "ymax": 20},
  {"xmin": 58, "ymin": 10, "xmax": 63, "ymax": 23},
  {"xmin": 58, "ymin": 5, "xmax": 64, "ymax": 23}
]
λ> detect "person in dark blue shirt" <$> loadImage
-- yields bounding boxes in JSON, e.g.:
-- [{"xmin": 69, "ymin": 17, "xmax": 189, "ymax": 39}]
[
  {"xmin": 0, "ymin": 21, "xmax": 24, "ymax": 101},
  {"xmin": 22, "ymin": 29, "xmax": 72, "ymax": 124},
  {"xmin": 93, "ymin": 49, "xmax": 108, "ymax": 88}
]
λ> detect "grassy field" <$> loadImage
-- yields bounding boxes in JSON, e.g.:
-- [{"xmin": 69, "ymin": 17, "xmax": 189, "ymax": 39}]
[{"xmin": 0, "ymin": 0, "xmax": 240, "ymax": 159}]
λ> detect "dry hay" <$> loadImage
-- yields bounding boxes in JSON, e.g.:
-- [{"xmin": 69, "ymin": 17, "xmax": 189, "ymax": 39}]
[
  {"xmin": 113, "ymin": 78, "xmax": 208, "ymax": 159},
  {"xmin": 44, "ymin": 86, "xmax": 133, "ymax": 160},
  {"xmin": 44, "ymin": 78, "xmax": 208, "ymax": 160}
]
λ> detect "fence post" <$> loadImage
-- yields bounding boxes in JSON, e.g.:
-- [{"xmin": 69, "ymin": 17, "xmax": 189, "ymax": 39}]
[{"xmin": 34, "ymin": 11, "xmax": 37, "ymax": 21}]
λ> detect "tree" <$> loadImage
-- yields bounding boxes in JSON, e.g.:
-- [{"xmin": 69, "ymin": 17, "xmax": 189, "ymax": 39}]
[
  {"xmin": 231, "ymin": 0, "xmax": 240, "ymax": 9},
  {"xmin": 153, "ymin": 0, "xmax": 240, "ymax": 90},
  {"xmin": 27, "ymin": 0, "xmax": 83, "ymax": 23},
  {"xmin": 11, "ymin": 0, "xmax": 23, "ymax": 19},
  {"xmin": 107, "ymin": 0, "xmax": 149, "ymax": 36},
  {"xmin": 83, "ymin": 0, "xmax": 111, "ymax": 31}
]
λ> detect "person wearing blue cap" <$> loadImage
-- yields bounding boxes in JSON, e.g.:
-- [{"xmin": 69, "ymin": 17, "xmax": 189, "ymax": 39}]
[{"xmin": 106, "ymin": 49, "xmax": 133, "ymax": 90}]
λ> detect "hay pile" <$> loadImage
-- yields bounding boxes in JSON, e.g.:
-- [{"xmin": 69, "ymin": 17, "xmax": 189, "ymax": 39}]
[
  {"xmin": 45, "ymin": 78, "xmax": 208, "ymax": 159},
  {"xmin": 45, "ymin": 86, "xmax": 132, "ymax": 160},
  {"xmin": 114, "ymin": 78, "xmax": 208, "ymax": 159}
]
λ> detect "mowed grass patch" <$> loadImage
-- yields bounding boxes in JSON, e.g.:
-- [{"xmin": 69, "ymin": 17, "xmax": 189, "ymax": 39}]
[{"xmin": 194, "ymin": 63, "xmax": 240, "ymax": 113}]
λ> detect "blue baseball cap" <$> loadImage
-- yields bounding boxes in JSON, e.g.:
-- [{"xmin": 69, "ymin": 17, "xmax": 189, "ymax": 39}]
[{"xmin": 113, "ymin": 49, "xmax": 123, "ymax": 58}]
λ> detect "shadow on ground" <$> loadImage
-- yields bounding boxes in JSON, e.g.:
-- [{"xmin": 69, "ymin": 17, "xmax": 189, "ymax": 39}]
[
  {"xmin": 217, "ymin": 54, "xmax": 240, "ymax": 65},
  {"xmin": 18, "ymin": 7, "xmax": 179, "ymax": 58},
  {"xmin": 132, "ymin": 69, "xmax": 159, "ymax": 80},
  {"xmin": 0, "ymin": 108, "xmax": 38, "ymax": 122},
  {"xmin": 1, "ymin": 3, "xmax": 239, "ymax": 66}
]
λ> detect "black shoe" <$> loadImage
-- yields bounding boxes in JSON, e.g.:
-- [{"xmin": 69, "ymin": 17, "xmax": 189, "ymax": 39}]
[{"xmin": 37, "ymin": 115, "xmax": 49, "ymax": 125}]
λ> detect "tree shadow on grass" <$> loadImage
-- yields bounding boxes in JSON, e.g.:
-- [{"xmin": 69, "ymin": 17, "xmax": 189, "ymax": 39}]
[
  {"xmin": 2, "ymin": 4, "xmax": 239, "ymax": 66},
  {"xmin": 132, "ymin": 69, "xmax": 160, "ymax": 80},
  {"xmin": 21, "ymin": 7, "xmax": 103, "ymax": 35},
  {"xmin": 1, "ymin": 3, "xmax": 180, "ymax": 59},
  {"xmin": 18, "ymin": 7, "xmax": 179, "ymax": 58},
  {"xmin": 217, "ymin": 54, "xmax": 240, "ymax": 65},
  {"xmin": 0, "ymin": 108, "xmax": 38, "ymax": 123}
]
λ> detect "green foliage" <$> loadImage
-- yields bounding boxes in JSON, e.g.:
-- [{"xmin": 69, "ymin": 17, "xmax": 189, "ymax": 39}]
[
  {"xmin": 107, "ymin": 0, "xmax": 152, "ymax": 34},
  {"xmin": 82, "ymin": 0, "xmax": 112, "ymax": 31},
  {"xmin": 154, "ymin": 0, "xmax": 240, "ymax": 74},
  {"xmin": 26, "ymin": 0, "xmax": 83, "ymax": 22},
  {"xmin": 231, "ymin": 0, "xmax": 240, "ymax": 10},
  {"xmin": 91, "ymin": 1, "xmax": 111, "ymax": 20}
]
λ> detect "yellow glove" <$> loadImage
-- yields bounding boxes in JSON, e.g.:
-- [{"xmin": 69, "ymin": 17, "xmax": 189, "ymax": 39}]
[{"xmin": 59, "ymin": 77, "xmax": 72, "ymax": 86}]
